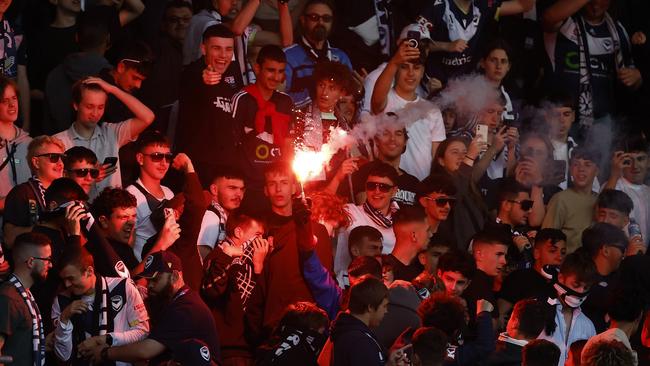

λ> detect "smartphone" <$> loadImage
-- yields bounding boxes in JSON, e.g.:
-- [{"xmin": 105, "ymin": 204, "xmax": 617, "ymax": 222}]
[
  {"xmin": 406, "ymin": 30, "xmax": 420, "ymax": 48},
  {"xmin": 547, "ymin": 160, "xmax": 567, "ymax": 186},
  {"xmin": 103, "ymin": 156, "xmax": 118, "ymax": 167},
  {"xmin": 623, "ymin": 157, "xmax": 632, "ymax": 166},
  {"xmin": 476, "ymin": 124, "xmax": 489, "ymax": 145},
  {"xmin": 164, "ymin": 208, "xmax": 175, "ymax": 221}
]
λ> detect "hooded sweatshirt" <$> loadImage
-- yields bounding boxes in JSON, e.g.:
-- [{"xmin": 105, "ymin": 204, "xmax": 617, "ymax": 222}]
[
  {"xmin": 44, "ymin": 52, "xmax": 111, "ymax": 134},
  {"xmin": 330, "ymin": 312, "xmax": 386, "ymax": 366},
  {"xmin": 0, "ymin": 127, "xmax": 32, "ymax": 196},
  {"xmin": 375, "ymin": 281, "xmax": 422, "ymax": 350}
]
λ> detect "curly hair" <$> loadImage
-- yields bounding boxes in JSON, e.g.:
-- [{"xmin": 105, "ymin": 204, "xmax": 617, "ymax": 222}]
[
  {"xmin": 417, "ymin": 292, "xmax": 466, "ymax": 337},
  {"xmin": 309, "ymin": 191, "xmax": 350, "ymax": 230},
  {"xmin": 90, "ymin": 187, "xmax": 137, "ymax": 219},
  {"xmin": 581, "ymin": 340, "xmax": 634, "ymax": 366}
]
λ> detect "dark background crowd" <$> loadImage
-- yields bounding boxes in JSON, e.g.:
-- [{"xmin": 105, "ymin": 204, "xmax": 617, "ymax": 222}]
[{"xmin": 0, "ymin": 0, "xmax": 648, "ymax": 365}]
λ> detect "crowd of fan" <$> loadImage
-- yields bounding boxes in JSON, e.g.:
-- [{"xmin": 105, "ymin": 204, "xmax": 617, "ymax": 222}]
[{"xmin": 0, "ymin": 0, "xmax": 648, "ymax": 365}]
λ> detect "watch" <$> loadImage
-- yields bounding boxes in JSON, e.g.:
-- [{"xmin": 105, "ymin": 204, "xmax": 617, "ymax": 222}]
[{"xmin": 105, "ymin": 333, "xmax": 114, "ymax": 346}]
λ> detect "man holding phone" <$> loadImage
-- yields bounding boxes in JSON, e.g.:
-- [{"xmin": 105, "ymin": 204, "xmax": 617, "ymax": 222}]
[
  {"xmin": 370, "ymin": 33, "xmax": 446, "ymax": 180},
  {"xmin": 604, "ymin": 137, "xmax": 650, "ymax": 247}
]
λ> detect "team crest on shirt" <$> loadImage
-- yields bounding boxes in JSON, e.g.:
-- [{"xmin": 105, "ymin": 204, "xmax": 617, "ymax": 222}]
[
  {"xmin": 224, "ymin": 76, "xmax": 236, "ymax": 86},
  {"xmin": 603, "ymin": 38, "xmax": 613, "ymax": 52},
  {"xmin": 144, "ymin": 255, "xmax": 154, "ymax": 269},
  {"xmin": 111, "ymin": 295, "xmax": 124, "ymax": 312},
  {"xmin": 200, "ymin": 346, "xmax": 210, "ymax": 361}
]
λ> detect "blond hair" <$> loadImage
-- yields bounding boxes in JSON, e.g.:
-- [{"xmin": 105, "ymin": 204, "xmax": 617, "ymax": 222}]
[{"xmin": 27, "ymin": 135, "xmax": 66, "ymax": 172}]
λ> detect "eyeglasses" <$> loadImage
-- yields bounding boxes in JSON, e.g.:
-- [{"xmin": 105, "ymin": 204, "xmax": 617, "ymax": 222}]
[
  {"xmin": 36, "ymin": 153, "xmax": 66, "ymax": 163},
  {"xmin": 304, "ymin": 13, "xmax": 333, "ymax": 23},
  {"xmin": 424, "ymin": 197, "xmax": 456, "ymax": 207},
  {"xmin": 508, "ymin": 199, "xmax": 534, "ymax": 211},
  {"xmin": 366, "ymin": 182, "xmax": 394, "ymax": 193},
  {"xmin": 68, "ymin": 168, "xmax": 100, "ymax": 179},
  {"xmin": 31, "ymin": 256, "xmax": 53, "ymax": 263},
  {"xmin": 143, "ymin": 152, "xmax": 173, "ymax": 163},
  {"xmin": 165, "ymin": 16, "xmax": 191, "ymax": 25}
]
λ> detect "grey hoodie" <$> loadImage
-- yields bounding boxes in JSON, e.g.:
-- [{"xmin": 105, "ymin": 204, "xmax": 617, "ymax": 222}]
[
  {"xmin": 375, "ymin": 280, "xmax": 422, "ymax": 350},
  {"xmin": 44, "ymin": 52, "xmax": 111, "ymax": 134},
  {"xmin": 0, "ymin": 126, "xmax": 32, "ymax": 197}
]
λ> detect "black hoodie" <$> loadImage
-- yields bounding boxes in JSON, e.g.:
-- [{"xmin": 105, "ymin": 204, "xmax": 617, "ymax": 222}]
[{"xmin": 330, "ymin": 312, "xmax": 386, "ymax": 366}]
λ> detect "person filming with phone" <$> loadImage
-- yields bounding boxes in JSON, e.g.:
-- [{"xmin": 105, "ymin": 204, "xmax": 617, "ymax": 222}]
[{"xmin": 604, "ymin": 136, "xmax": 650, "ymax": 248}]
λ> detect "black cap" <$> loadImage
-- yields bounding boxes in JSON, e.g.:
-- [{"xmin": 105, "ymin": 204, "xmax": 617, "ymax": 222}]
[{"xmin": 136, "ymin": 251, "xmax": 182, "ymax": 279}]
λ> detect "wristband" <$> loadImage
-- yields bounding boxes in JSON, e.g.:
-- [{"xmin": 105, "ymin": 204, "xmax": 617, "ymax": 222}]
[{"xmin": 464, "ymin": 155, "xmax": 475, "ymax": 161}]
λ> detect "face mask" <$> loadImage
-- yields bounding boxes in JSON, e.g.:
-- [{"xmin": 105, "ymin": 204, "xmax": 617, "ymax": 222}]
[{"xmin": 554, "ymin": 282, "xmax": 589, "ymax": 308}]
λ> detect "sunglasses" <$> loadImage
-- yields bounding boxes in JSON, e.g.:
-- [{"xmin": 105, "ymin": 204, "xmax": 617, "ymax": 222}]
[
  {"xmin": 31, "ymin": 256, "xmax": 53, "ymax": 263},
  {"xmin": 508, "ymin": 199, "xmax": 534, "ymax": 211},
  {"xmin": 366, "ymin": 182, "xmax": 394, "ymax": 193},
  {"xmin": 68, "ymin": 168, "xmax": 100, "ymax": 179},
  {"xmin": 143, "ymin": 152, "xmax": 174, "ymax": 163},
  {"xmin": 120, "ymin": 58, "xmax": 153, "ymax": 74},
  {"xmin": 304, "ymin": 13, "xmax": 333, "ymax": 23},
  {"xmin": 36, "ymin": 153, "xmax": 66, "ymax": 163},
  {"xmin": 424, "ymin": 197, "xmax": 456, "ymax": 207}
]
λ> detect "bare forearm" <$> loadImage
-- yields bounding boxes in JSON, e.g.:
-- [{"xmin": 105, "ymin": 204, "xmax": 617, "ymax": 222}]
[
  {"xmin": 528, "ymin": 185, "xmax": 545, "ymax": 227},
  {"xmin": 471, "ymin": 148, "xmax": 498, "ymax": 183},
  {"xmin": 278, "ymin": 3, "xmax": 293, "ymax": 47},
  {"xmin": 119, "ymin": 0, "xmax": 145, "ymax": 26},
  {"xmin": 106, "ymin": 340, "xmax": 160, "ymax": 363},
  {"xmin": 110, "ymin": 87, "xmax": 154, "ymax": 127},
  {"xmin": 604, "ymin": 175, "xmax": 620, "ymax": 190},
  {"xmin": 542, "ymin": 0, "xmax": 589, "ymax": 31},
  {"xmin": 371, "ymin": 62, "xmax": 399, "ymax": 114},
  {"xmin": 231, "ymin": 0, "xmax": 260, "ymax": 35}
]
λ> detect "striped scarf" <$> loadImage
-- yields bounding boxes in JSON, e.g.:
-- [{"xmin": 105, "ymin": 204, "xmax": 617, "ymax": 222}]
[
  {"xmin": 71, "ymin": 276, "xmax": 109, "ymax": 354},
  {"xmin": 9, "ymin": 274, "xmax": 45, "ymax": 366},
  {"xmin": 575, "ymin": 13, "xmax": 624, "ymax": 128},
  {"xmin": 228, "ymin": 237, "xmax": 257, "ymax": 310},
  {"xmin": 95, "ymin": 277, "xmax": 109, "ymax": 336},
  {"xmin": 363, "ymin": 201, "xmax": 399, "ymax": 228}
]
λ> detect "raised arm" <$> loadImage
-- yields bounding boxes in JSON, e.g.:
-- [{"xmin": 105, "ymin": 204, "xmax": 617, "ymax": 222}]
[
  {"xmin": 84, "ymin": 77, "xmax": 154, "ymax": 138},
  {"xmin": 230, "ymin": 0, "xmax": 261, "ymax": 36},
  {"xmin": 119, "ymin": 0, "xmax": 146, "ymax": 26},
  {"xmin": 371, "ymin": 42, "xmax": 420, "ymax": 114},
  {"xmin": 541, "ymin": 0, "xmax": 589, "ymax": 32},
  {"xmin": 278, "ymin": 1, "xmax": 293, "ymax": 47},
  {"xmin": 499, "ymin": 0, "xmax": 535, "ymax": 17}
]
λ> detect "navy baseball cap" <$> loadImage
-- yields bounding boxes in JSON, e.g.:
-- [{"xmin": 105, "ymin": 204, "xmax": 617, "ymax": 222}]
[
  {"xmin": 171, "ymin": 339, "xmax": 217, "ymax": 366},
  {"xmin": 136, "ymin": 251, "xmax": 183, "ymax": 279}
]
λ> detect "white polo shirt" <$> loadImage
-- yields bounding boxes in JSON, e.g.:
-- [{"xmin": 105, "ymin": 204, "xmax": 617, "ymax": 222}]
[{"xmin": 54, "ymin": 121, "xmax": 135, "ymax": 196}]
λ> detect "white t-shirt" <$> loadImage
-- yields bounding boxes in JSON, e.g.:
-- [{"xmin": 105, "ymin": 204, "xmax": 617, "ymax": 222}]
[
  {"xmin": 384, "ymin": 89, "xmax": 446, "ymax": 180},
  {"xmin": 126, "ymin": 179, "xmax": 174, "ymax": 261},
  {"xmin": 196, "ymin": 209, "xmax": 225, "ymax": 250},
  {"xmin": 361, "ymin": 62, "xmax": 427, "ymax": 114},
  {"xmin": 615, "ymin": 178, "xmax": 650, "ymax": 244},
  {"xmin": 54, "ymin": 121, "xmax": 135, "ymax": 198},
  {"xmin": 334, "ymin": 204, "xmax": 396, "ymax": 283}
]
